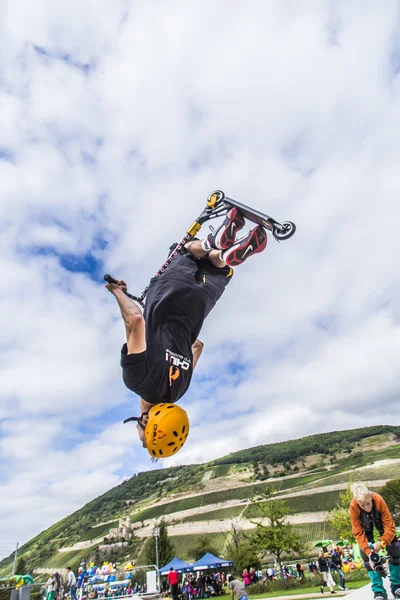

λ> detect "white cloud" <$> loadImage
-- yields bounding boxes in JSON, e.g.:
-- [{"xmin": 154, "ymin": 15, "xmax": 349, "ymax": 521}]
[{"xmin": 1, "ymin": 0, "xmax": 400, "ymax": 558}]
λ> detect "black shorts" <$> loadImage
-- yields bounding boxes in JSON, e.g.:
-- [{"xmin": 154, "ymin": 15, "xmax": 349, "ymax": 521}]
[{"xmin": 145, "ymin": 245, "xmax": 233, "ymax": 321}]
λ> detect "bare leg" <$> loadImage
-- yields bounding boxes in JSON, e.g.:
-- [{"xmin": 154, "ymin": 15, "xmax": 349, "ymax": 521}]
[
  {"xmin": 105, "ymin": 281, "xmax": 146, "ymax": 353},
  {"xmin": 112, "ymin": 288, "xmax": 142, "ymax": 325},
  {"xmin": 185, "ymin": 240, "xmax": 226, "ymax": 268}
]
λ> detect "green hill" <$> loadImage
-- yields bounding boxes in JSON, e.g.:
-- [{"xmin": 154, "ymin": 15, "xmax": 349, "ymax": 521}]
[{"xmin": 1, "ymin": 425, "xmax": 399, "ymax": 575}]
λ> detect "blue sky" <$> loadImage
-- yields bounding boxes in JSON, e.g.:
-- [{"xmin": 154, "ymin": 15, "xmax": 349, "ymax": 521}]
[{"xmin": 1, "ymin": 0, "xmax": 400, "ymax": 558}]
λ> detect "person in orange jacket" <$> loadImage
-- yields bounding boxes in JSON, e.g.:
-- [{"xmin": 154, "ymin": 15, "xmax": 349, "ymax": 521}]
[{"xmin": 350, "ymin": 483, "xmax": 400, "ymax": 600}]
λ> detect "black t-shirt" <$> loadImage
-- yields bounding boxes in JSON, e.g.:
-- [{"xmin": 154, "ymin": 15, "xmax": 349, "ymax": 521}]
[{"xmin": 121, "ymin": 249, "xmax": 228, "ymax": 403}]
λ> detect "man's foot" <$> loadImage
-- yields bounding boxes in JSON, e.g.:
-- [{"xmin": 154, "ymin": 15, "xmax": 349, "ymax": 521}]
[
  {"xmin": 392, "ymin": 586, "xmax": 400, "ymax": 598},
  {"xmin": 373, "ymin": 594, "xmax": 387, "ymax": 600},
  {"xmin": 320, "ymin": 586, "xmax": 324, "ymax": 594},
  {"xmin": 221, "ymin": 226, "xmax": 267, "ymax": 266},
  {"xmin": 205, "ymin": 207, "xmax": 245, "ymax": 250}
]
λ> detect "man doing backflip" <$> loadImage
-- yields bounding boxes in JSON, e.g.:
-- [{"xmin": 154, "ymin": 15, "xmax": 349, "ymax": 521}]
[
  {"xmin": 106, "ymin": 208, "xmax": 267, "ymax": 458},
  {"xmin": 350, "ymin": 483, "xmax": 400, "ymax": 600}
]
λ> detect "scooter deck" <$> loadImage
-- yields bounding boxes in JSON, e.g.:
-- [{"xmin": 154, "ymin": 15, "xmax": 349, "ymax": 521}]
[{"xmin": 223, "ymin": 195, "xmax": 277, "ymax": 230}]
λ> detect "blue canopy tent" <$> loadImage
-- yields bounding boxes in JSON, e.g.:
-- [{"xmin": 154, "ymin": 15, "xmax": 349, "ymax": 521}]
[
  {"xmin": 159, "ymin": 557, "xmax": 191, "ymax": 576},
  {"xmin": 190, "ymin": 552, "xmax": 233, "ymax": 571}
]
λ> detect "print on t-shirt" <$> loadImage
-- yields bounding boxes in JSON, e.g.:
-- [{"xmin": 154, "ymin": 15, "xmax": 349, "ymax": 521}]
[{"xmin": 166, "ymin": 348, "xmax": 191, "ymax": 390}]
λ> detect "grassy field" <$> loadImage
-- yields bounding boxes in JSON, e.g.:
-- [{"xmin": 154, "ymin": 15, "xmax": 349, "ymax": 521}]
[
  {"xmin": 276, "ymin": 472, "xmax": 330, "ymax": 492},
  {"xmin": 180, "ymin": 505, "xmax": 244, "ymax": 523},
  {"xmin": 244, "ymin": 490, "xmax": 341, "ymax": 517},
  {"xmin": 45, "ymin": 547, "xmax": 97, "ymax": 569},
  {"xmin": 295, "ymin": 521, "xmax": 336, "ymax": 543},
  {"xmin": 80, "ymin": 520, "xmax": 119, "ymax": 541},
  {"xmin": 285, "ymin": 490, "xmax": 341, "ymax": 513},
  {"xmin": 312, "ymin": 463, "xmax": 400, "ymax": 488},
  {"xmin": 360, "ymin": 433, "xmax": 391, "ymax": 447},
  {"xmin": 211, "ymin": 465, "xmax": 232, "ymax": 478}
]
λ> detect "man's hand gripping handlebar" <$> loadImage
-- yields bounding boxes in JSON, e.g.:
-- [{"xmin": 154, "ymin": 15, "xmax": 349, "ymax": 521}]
[{"xmin": 104, "ymin": 274, "xmax": 145, "ymax": 307}]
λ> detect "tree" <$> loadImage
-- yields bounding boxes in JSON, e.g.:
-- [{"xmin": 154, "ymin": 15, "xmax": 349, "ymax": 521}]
[
  {"xmin": 326, "ymin": 484, "xmax": 355, "ymax": 543},
  {"xmin": 225, "ymin": 521, "xmax": 261, "ymax": 575},
  {"xmin": 145, "ymin": 520, "xmax": 175, "ymax": 568},
  {"xmin": 380, "ymin": 478, "xmax": 400, "ymax": 523},
  {"xmin": 248, "ymin": 486, "xmax": 307, "ymax": 569},
  {"xmin": 190, "ymin": 534, "xmax": 218, "ymax": 561},
  {"xmin": 16, "ymin": 556, "xmax": 27, "ymax": 574}
]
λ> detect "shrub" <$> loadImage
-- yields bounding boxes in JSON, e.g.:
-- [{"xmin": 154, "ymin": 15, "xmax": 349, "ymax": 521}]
[{"xmin": 248, "ymin": 578, "xmax": 310, "ymax": 594}]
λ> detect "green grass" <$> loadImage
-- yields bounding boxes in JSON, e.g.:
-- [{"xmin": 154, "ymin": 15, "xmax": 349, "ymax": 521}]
[
  {"xmin": 180, "ymin": 505, "xmax": 244, "ymax": 523},
  {"xmin": 312, "ymin": 463, "xmax": 400, "ymax": 488},
  {"xmin": 80, "ymin": 520, "xmax": 119, "ymax": 541},
  {"xmin": 212, "ymin": 465, "xmax": 231, "ymax": 478},
  {"xmin": 168, "ymin": 532, "xmax": 227, "ymax": 562},
  {"xmin": 360, "ymin": 433, "xmax": 391, "ymax": 447},
  {"xmin": 45, "ymin": 547, "xmax": 97, "ymax": 569},
  {"xmin": 295, "ymin": 522, "xmax": 336, "ymax": 543},
  {"xmin": 285, "ymin": 490, "xmax": 341, "ymax": 513},
  {"xmin": 331, "ymin": 444, "xmax": 400, "ymax": 472},
  {"xmin": 244, "ymin": 490, "xmax": 341, "ymax": 517},
  {"xmin": 277, "ymin": 472, "xmax": 330, "ymax": 491}
]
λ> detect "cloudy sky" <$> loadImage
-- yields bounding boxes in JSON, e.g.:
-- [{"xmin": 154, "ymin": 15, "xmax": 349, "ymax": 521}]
[{"xmin": 1, "ymin": 0, "xmax": 400, "ymax": 558}]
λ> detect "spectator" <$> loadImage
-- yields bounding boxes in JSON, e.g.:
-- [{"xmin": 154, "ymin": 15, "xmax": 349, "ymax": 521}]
[
  {"xmin": 308, "ymin": 562, "xmax": 314, "ymax": 578},
  {"xmin": 295, "ymin": 562, "xmax": 303, "ymax": 579},
  {"xmin": 197, "ymin": 574, "xmax": 205, "ymax": 599},
  {"xmin": 187, "ymin": 579, "xmax": 193, "ymax": 600},
  {"xmin": 242, "ymin": 570, "xmax": 250, "ymax": 587},
  {"xmin": 249, "ymin": 568, "xmax": 257, "ymax": 584},
  {"xmin": 53, "ymin": 572, "xmax": 63, "ymax": 600},
  {"xmin": 46, "ymin": 575, "xmax": 55, "ymax": 600},
  {"xmin": 283, "ymin": 564, "xmax": 289, "ymax": 579},
  {"xmin": 168, "ymin": 567, "xmax": 179, "ymax": 600},
  {"xmin": 66, "ymin": 567, "xmax": 77, "ymax": 600},
  {"xmin": 330, "ymin": 548, "xmax": 348, "ymax": 591},
  {"xmin": 312, "ymin": 561, "xmax": 319, "ymax": 577},
  {"xmin": 228, "ymin": 576, "xmax": 248, "ymax": 600},
  {"xmin": 318, "ymin": 551, "xmax": 336, "ymax": 595},
  {"xmin": 161, "ymin": 578, "xmax": 168, "ymax": 593},
  {"xmin": 77, "ymin": 568, "xmax": 85, "ymax": 589}
]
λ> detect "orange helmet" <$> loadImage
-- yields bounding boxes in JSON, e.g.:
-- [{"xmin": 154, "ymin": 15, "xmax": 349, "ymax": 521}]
[{"xmin": 124, "ymin": 404, "xmax": 189, "ymax": 459}]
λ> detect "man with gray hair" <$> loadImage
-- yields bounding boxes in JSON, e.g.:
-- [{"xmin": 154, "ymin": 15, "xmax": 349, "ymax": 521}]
[{"xmin": 350, "ymin": 482, "xmax": 400, "ymax": 600}]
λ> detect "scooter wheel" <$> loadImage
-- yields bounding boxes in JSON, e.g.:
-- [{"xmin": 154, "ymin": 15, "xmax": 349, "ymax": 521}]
[
  {"xmin": 273, "ymin": 221, "xmax": 296, "ymax": 240},
  {"xmin": 207, "ymin": 190, "xmax": 225, "ymax": 208}
]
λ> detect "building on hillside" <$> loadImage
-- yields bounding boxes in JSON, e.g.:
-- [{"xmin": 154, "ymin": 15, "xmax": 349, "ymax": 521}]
[{"xmin": 105, "ymin": 516, "xmax": 134, "ymax": 541}]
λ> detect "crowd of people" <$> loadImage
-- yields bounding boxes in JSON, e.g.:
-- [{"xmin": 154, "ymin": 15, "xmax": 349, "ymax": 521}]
[
  {"xmin": 42, "ymin": 564, "xmax": 147, "ymax": 600},
  {"xmin": 163, "ymin": 569, "xmax": 227, "ymax": 600},
  {"xmin": 44, "ymin": 568, "xmax": 78, "ymax": 600}
]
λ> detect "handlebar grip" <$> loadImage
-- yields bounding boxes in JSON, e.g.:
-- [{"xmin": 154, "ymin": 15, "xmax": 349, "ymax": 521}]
[{"xmin": 104, "ymin": 274, "xmax": 118, "ymax": 284}]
